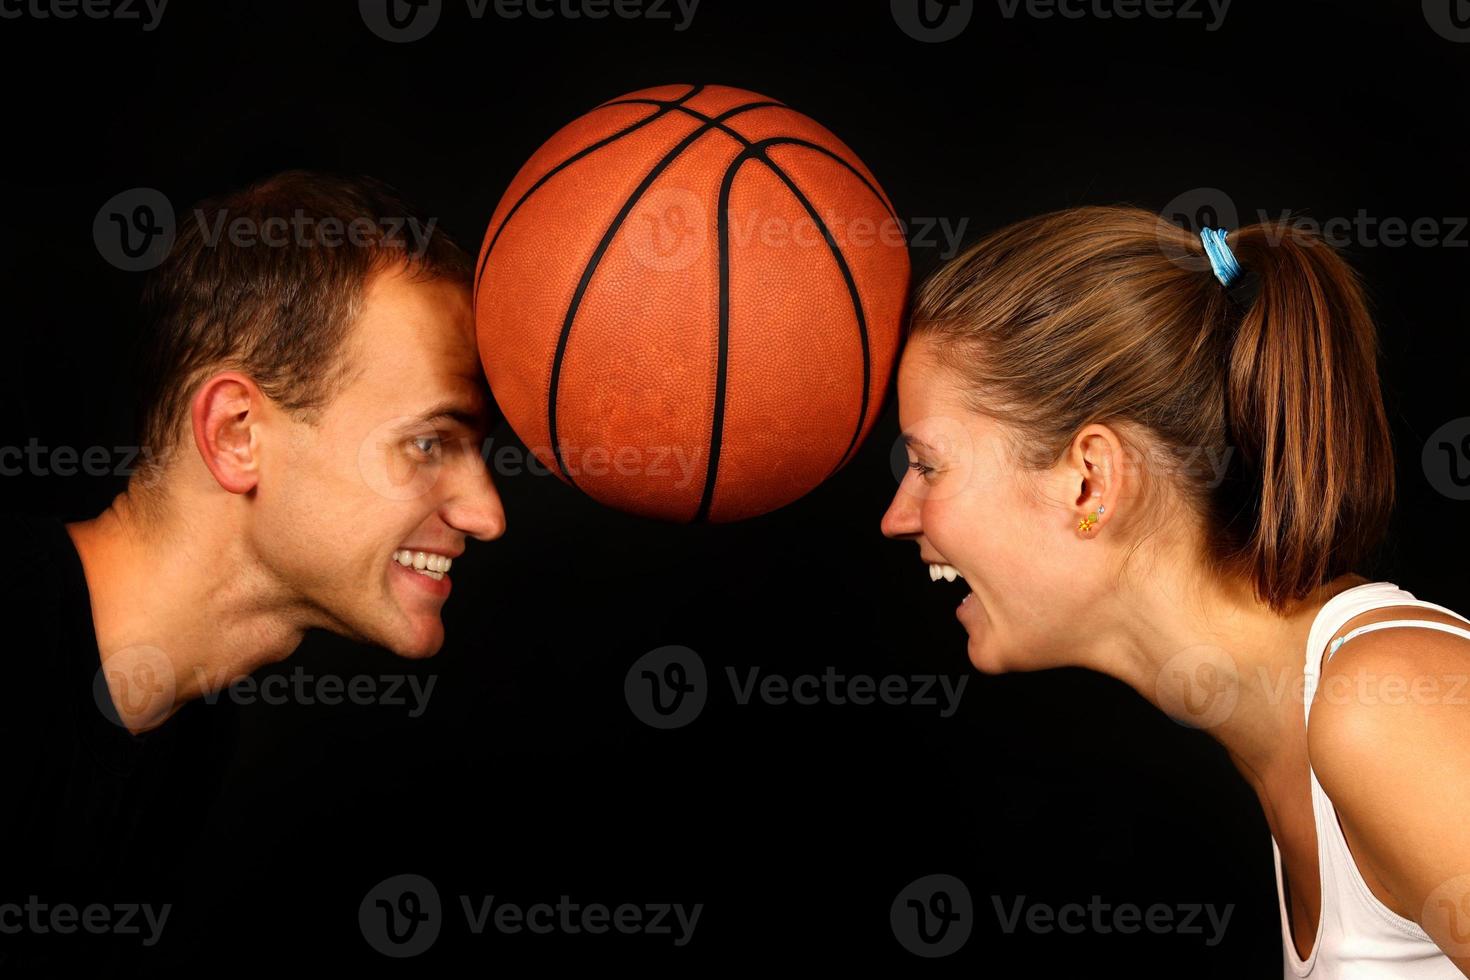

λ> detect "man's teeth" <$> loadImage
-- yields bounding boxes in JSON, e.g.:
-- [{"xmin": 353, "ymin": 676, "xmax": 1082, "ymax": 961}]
[
  {"xmin": 928, "ymin": 562, "xmax": 963, "ymax": 583},
  {"xmin": 392, "ymin": 550, "xmax": 452, "ymax": 580}
]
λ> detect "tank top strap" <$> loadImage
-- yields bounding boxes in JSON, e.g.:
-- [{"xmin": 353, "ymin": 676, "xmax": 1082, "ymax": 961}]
[
  {"xmin": 1329, "ymin": 619, "xmax": 1470, "ymax": 659},
  {"xmin": 1303, "ymin": 583, "xmax": 1470, "ymax": 728}
]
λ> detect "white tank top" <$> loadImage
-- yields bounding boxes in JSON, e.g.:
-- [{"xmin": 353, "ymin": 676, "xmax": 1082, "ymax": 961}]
[{"xmin": 1274, "ymin": 580, "xmax": 1470, "ymax": 978}]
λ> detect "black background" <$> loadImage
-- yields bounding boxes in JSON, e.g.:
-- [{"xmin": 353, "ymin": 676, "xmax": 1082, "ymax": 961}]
[{"xmin": 1, "ymin": 0, "xmax": 1468, "ymax": 974}]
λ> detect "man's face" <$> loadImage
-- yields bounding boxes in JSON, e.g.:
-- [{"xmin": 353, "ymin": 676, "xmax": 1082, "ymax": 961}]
[{"xmin": 252, "ymin": 263, "xmax": 505, "ymax": 658}]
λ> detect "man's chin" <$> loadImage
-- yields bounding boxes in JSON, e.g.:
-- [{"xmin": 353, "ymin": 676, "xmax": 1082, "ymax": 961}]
[
  {"xmin": 328, "ymin": 608, "xmax": 445, "ymax": 659},
  {"xmin": 385, "ymin": 619, "xmax": 445, "ymax": 659}
]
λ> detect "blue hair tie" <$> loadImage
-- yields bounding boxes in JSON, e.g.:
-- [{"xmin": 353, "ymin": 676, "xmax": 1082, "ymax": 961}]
[{"xmin": 1199, "ymin": 227, "xmax": 1242, "ymax": 287}]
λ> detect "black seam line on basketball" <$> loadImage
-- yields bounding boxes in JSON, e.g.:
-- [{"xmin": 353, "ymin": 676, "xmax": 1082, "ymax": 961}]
[
  {"xmin": 756, "ymin": 155, "xmax": 872, "ymax": 479},
  {"xmin": 741, "ymin": 137, "xmax": 900, "ymax": 226},
  {"xmin": 617, "ymin": 103, "xmax": 901, "ymax": 226},
  {"xmin": 474, "ymin": 107, "xmax": 667, "ymax": 300},
  {"xmin": 692, "ymin": 144, "xmax": 873, "ymax": 522},
  {"xmin": 473, "ymin": 84, "xmax": 706, "ymax": 302},
  {"xmin": 546, "ymin": 100, "xmax": 786, "ymax": 489},
  {"xmin": 606, "ymin": 103, "xmax": 901, "ymax": 229},
  {"xmin": 693, "ymin": 149, "xmax": 750, "ymax": 523},
  {"xmin": 596, "ymin": 82, "xmax": 705, "ymax": 111}
]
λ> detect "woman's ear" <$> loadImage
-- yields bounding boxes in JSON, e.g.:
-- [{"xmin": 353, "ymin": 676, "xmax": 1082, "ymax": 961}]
[{"xmin": 1068, "ymin": 424, "xmax": 1122, "ymax": 536}]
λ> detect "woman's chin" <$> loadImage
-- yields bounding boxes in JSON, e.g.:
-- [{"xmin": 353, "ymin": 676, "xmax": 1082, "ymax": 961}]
[
  {"xmin": 958, "ymin": 596, "xmax": 1003, "ymax": 673},
  {"xmin": 965, "ymin": 632, "xmax": 1004, "ymax": 674}
]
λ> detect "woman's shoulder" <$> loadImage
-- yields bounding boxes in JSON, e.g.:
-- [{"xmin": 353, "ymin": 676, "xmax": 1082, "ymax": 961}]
[
  {"xmin": 1306, "ymin": 601, "xmax": 1470, "ymax": 925},
  {"xmin": 1313, "ymin": 600, "xmax": 1470, "ymax": 723}
]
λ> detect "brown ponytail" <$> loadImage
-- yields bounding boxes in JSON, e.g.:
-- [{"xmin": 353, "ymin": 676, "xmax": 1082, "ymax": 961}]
[{"xmin": 909, "ymin": 206, "xmax": 1395, "ymax": 614}]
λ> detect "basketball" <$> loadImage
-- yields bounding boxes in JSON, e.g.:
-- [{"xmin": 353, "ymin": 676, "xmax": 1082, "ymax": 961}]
[{"xmin": 474, "ymin": 83, "xmax": 910, "ymax": 522}]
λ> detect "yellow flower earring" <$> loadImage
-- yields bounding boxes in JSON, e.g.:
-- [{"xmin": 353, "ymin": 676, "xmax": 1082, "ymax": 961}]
[
  {"xmin": 1077, "ymin": 505, "xmax": 1105, "ymax": 533},
  {"xmin": 1078, "ymin": 503, "xmax": 1105, "ymax": 533}
]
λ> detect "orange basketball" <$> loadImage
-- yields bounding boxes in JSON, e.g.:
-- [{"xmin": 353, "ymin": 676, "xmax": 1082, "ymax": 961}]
[{"xmin": 474, "ymin": 83, "xmax": 910, "ymax": 522}]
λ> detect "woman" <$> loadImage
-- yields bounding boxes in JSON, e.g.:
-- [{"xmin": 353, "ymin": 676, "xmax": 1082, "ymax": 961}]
[{"xmin": 880, "ymin": 205, "xmax": 1470, "ymax": 977}]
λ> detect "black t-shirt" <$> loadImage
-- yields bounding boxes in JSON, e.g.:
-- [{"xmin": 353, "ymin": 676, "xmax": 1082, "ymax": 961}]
[{"xmin": 0, "ymin": 513, "xmax": 237, "ymax": 973}]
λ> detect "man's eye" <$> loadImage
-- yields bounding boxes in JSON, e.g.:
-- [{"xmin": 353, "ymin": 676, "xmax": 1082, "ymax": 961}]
[{"xmin": 410, "ymin": 435, "xmax": 442, "ymax": 458}]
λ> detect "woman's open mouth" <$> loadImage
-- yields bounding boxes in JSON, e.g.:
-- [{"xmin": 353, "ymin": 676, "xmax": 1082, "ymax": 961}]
[{"xmin": 927, "ymin": 561, "xmax": 976, "ymax": 616}]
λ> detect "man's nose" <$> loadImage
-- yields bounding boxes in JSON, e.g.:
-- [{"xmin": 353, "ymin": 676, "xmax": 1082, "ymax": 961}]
[{"xmin": 445, "ymin": 449, "xmax": 506, "ymax": 542}]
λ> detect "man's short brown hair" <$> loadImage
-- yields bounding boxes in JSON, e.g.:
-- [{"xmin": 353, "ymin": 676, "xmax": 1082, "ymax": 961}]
[{"xmin": 131, "ymin": 169, "xmax": 472, "ymax": 495}]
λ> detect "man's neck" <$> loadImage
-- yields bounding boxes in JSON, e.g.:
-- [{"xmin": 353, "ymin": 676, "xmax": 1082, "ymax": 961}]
[{"xmin": 66, "ymin": 492, "xmax": 309, "ymax": 733}]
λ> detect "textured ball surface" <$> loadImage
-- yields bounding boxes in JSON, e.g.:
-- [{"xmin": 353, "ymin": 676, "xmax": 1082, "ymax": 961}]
[{"xmin": 475, "ymin": 83, "xmax": 910, "ymax": 522}]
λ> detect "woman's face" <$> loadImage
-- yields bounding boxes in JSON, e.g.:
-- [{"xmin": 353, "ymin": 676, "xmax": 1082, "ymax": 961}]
[{"xmin": 880, "ymin": 336, "xmax": 1090, "ymax": 673}]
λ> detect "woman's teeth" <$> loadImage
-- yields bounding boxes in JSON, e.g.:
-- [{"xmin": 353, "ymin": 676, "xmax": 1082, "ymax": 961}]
[
  {"xmin": 929, "ymin": 562, "xmax": 975, "ymax": 605},
  {"xmin": 393, "ymin": 549, "xmax": 452, "ymax": 581},
  {"xmin": 928, "ymin": 562, "xmax": 963, "ymax": 583}
]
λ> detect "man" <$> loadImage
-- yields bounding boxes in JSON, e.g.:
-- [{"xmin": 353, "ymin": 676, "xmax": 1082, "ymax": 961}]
[{"xmin": 1, "ymin": 171, "xmax": 505, "ymax": 969}]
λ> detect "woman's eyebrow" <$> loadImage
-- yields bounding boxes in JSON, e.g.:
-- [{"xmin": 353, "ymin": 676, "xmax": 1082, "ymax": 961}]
[{"xmin": 902, "ymin": 433, "xmax": 936, "ymax": 452}]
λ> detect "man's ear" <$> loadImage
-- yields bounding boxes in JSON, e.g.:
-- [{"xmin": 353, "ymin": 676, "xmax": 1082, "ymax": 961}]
[{"xmin": 190, "ymin": 371, "xmax": 263, "ymax": 495}]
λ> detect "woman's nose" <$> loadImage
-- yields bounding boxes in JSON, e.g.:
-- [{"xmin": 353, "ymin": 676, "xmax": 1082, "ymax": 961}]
[{"xmin": 880, "ymin": 483, "xmax": 921, "ymax": 539}]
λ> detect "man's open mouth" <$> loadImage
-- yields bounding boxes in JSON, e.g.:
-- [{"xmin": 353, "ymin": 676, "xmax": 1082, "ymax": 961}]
[{"xmin": 392, "ymin": 549, "xmax": 453, "ymax": 582}]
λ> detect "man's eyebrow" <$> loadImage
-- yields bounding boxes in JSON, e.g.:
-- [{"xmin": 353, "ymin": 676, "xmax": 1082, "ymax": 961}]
[{"xmin": 410, "ymin": 400, "xmax": 491, "ymax": 430}]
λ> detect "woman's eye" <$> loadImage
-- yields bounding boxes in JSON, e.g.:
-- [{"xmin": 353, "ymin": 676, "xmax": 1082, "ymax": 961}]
[{"xmin": 909, "ymin": 461, "xmax": 933, "ymax": 478}]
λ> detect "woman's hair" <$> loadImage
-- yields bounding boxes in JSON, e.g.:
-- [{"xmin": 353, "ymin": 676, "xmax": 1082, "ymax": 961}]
[{"xmin": 908, "ymin": 205, "xmax": 1395, "ymax": 614}]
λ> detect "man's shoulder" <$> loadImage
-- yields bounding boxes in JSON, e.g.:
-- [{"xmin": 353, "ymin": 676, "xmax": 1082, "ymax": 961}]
[
  {"xmin": 0, "ymin": 512, "xmax": 94, "ymax": 713},
  {"xmin": 0, "ymin": 510, "xmax": 72, "ymax": 556}
]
